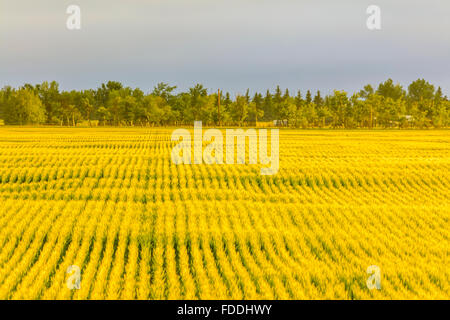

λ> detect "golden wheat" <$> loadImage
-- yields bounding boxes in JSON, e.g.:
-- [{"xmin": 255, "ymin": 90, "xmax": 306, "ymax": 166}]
[{"xmin": 0, "ymin": 127, "xmax": 448, "ymax": 299}]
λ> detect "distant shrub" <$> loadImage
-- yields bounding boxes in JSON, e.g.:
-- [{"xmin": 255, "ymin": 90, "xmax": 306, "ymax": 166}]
[{"xmin": 77, "ymin": 120, "xmax": 99, "ymax": 127}]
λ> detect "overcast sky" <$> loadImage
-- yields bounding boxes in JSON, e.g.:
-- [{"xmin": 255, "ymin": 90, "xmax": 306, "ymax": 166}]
[{"xmin": 0, "ymin": 0, "xmax": 449, "ymax": 95}]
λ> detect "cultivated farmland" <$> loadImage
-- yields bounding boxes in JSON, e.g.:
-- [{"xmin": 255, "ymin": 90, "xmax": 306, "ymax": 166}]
[{"xmin": 0, "ymin": 128, "xmax": 448, "ymax": 299}]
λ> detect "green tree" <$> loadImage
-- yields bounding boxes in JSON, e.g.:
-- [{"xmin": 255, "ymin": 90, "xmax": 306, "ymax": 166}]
[
  {"xmin": 79, "ymin": 90, "xmax": 95, "ymax": 126},
  {"xmin": 359, "ymin": 84, "xmax": 374, "ymax": 99},
  {"xmin": 305, "ymin": 90, "xmax": 312, "ymax": 104},
  {"xmin": 140, "ymin": 95, "xmax": 173, "ymax": 125},
  {"xmin": 36, "ymin": 81, "xmax": 60, "ymax": 124},
  {"xmin": 329, "ymin": 90, "xmax": 349, "ymax": 128},
  {"xmin": 313, "ymin": 90, "xmax": 324, "ymax": 107},
  {"xmin": 294, "ymin": 90, "xmax": 303, "ymax": 109},
  {"xmin": 248, "ymin": 101, "xmax": 264, "ymax": 125},
  {"xmin": 230, "ymin": 95, "xmax": 249, "ymax": 125},
  {"xmin": 408, "ymin": 79, "xmax": 435, "ymax": 102},
  {"xmin": 152, "ymin": 82, "xmax": 177, "ymax": 105},
  {"xmin": 262, "ymin": 90, "xmax": 273, "ymax": 121},
  {"xmin": 188, "ymin": 84, "xmax": 208, "ymax": 121},
  {"xmin": 376, "ymin": 79, "xmax": 405, "ymax": 100},
  {"xmin": 4, "ymin": 88, "xmax": 46, "ymax": 125},
  {"xmin": 107, "ymin": 90, "xmax": 123, "ymax": 126},
  {"xmin": 97, "ymin": 106, "xmax": 110, "ymax": 125}
]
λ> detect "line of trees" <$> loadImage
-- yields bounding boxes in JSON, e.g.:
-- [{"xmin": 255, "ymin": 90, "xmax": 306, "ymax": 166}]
[{"xmin": 0, "ymin": 79, "xmax": 448, "ymax": 128}]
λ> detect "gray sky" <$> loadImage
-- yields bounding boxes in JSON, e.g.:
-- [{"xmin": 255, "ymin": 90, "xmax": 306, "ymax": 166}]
[{"xmin": 0, "ymin": 0, "xmax": 449, "ymax": 95}]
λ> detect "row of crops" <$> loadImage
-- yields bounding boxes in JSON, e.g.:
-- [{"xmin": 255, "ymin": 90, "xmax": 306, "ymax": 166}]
[{"xmin": 0, "ymin": 128, "xmax": 448, "ymax": 299}]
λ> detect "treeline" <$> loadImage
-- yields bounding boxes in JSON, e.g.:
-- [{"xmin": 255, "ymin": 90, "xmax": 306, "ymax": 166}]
[{"xmin": 0, "ymin": 79, "xmax": 449, "ymax": 128}]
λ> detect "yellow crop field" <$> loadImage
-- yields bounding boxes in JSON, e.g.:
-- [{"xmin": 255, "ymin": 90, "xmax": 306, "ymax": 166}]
[{"xmin": 0, "ymin": 127, "xmax": 448, "ymax": 300}]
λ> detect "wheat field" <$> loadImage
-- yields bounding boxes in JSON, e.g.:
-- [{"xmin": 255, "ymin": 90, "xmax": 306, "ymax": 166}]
[{"xmin": 0, "ymin": 127, "xmax": 448, "ymax": 299}]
